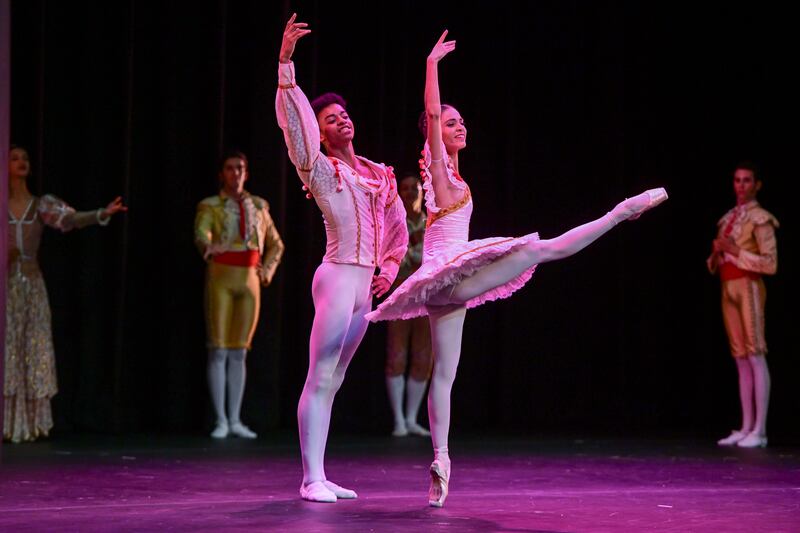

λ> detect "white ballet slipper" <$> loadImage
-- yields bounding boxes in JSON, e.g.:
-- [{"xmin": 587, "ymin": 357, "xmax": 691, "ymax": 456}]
[
  {"xmin": 406, "ymin": 421, "xmax": 431, "ymax": 437},
  {"xmin": 300, "ymin": 481, "xmax": 337, "ymax": 503},
  {"xmin": 323, "ymin": 480, "xmax": 358, "ymax": 499},
  {"xmin": 717, "ymin": 429, "xmax": 748, "ymax": 446},
  {"xmin": 229, "ymin": 422, "xmax": 257, "ymax": 439},
  {"xmin": 210, "ymin": 421, "xmax": 229, "ymax": 439},
  {"xmin": 737, "ymin": 431, "xmax": 768, "ymax": 448}
]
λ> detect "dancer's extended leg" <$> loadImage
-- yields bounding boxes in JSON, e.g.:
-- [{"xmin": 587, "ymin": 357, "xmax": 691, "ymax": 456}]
[{"xmin": 450, "ymin": 189, "xmax": 667, "ymax": 304}]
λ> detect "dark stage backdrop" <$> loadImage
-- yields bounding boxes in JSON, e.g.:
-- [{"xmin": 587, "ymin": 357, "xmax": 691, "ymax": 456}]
[{"xmin": 8, "ymin": 1, "xmax": 797, "ymax": 441}]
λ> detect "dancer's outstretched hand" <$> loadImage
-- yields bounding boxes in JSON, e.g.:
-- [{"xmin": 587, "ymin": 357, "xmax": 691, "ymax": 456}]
[
  {"xmin": 102, "ymin": 196, "xmax": 128, "ymax": 218},
  {"xmin": 371, "ymin": 275, "xmax": 391, "ymax": 298},
  {"xmin": 428, "ymin": 30, "xmax": 456, "ymax": 63},
  {"xmin": 280, "ymin": 13, "xmax": 311, "ymax": 64}
]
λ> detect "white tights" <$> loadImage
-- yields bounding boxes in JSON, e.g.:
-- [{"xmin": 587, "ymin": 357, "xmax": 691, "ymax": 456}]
[
  {"xmin": 736, "ymin": 355, "xmax": 770, "ymax": 436},
  {"xmin": 207, "ymin": 348, "xmax": 248, "ymax": 426},
  {"xmin": 298, "ymin": 262, "xmax": 373, "ymax": 485}
]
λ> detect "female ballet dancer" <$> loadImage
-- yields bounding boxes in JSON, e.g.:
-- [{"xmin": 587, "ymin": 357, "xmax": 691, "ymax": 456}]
[
  {"xmin": 366, "ymin": 31, "xmax": 668, "ymax": 507},
  {"xmin": 5, "ymin": 145, "xmax": 127, "ymax": 442}
]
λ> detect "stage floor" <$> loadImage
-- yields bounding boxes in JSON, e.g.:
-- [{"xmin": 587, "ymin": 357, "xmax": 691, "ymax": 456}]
[{"xmin": 1, "ymin": 432, "xmax": 798, "ymax": 532}]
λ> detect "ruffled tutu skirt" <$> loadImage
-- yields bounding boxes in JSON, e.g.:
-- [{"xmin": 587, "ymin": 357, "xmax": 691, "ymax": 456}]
[{"xmin": 366, "ymin": 232, "xmax": 540, "ymax": 322}]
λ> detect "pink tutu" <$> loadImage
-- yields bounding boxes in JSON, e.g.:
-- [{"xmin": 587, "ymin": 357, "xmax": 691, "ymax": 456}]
[
  {"xmin": 367, "ymin": 140, "xmax": 542, "ymax": 322},
  {"xmin": 366, "ymin": 232, "xmax": 540, "ymax": 321}
]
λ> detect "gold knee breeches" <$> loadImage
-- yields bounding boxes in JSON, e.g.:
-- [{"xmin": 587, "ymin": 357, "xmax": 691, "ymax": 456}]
[
  {"xmin": 205, "ymin": 262, "xmax": 261, "ymax": 349},
  {"xmin": 721, "ymin": 277, "xmax": 767, "ymax": 358}
]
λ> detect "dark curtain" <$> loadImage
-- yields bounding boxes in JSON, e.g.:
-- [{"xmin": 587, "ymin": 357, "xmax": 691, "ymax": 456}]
[{"xmin": 8, "ymin": 1, "xmax": 797, "ymax": 440}]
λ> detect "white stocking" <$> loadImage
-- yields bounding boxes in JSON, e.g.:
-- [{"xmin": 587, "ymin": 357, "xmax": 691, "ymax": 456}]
[
  {"xmin": 735, "ymin": 357, "xmax": 755, "ymax": 433},
  {"xmin": 227, "ymin": 348, "xmax": 247, "ymax": 425},
  {"xmin": 386, "ymin": 375, "xmax": 406, "ymax": 430},
  {"xmin": 749, "ymin": 355, "xmax": 770, "ymax": 436},
  {"xmin": 207, "ymin": 348, "xmax": 228, "ymax": 425},
  {"xmin": 317, "ymin": 301, "xmax": 370, "ymax": 477},
  {"xmin": 405, "ymin": 377, "xmax": 428, "ymax": 427}
]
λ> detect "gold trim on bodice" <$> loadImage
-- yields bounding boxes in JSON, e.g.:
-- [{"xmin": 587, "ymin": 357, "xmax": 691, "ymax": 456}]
[{"xmin": 426, "ymin": 187, "xmax": 472, "ymax": 229}]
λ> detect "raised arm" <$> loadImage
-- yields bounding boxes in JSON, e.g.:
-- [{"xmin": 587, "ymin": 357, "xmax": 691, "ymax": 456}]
[
  {"xmin": 39, "ymin": 194, "xmax": 126, "ymax": 232},
  {"xmin": 275, "ymin": 14, "xmax": 336, "ymax": 194},
  {"xmin": 425, "ymin": 30, "xmax": 455, "ymax": 164},
  {"xmin": 424, "ymin": 31, "xmax": 464, "ymax": 207}
]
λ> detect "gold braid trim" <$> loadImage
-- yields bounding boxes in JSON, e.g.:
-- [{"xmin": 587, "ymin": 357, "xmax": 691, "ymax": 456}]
[
  {"xmin": 426, "ymin": 187, "xmax": 472, "ymax": 229},
  {"xmin": 445, "ymin": 237, "xmax": 518, "ymax": 266}
]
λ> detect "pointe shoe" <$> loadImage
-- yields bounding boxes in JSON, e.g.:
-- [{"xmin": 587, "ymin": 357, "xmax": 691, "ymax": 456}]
[
  {"xmin": 428, "ymin": 460, "xmax": 450, "ymax": 508},
  {"xmin": 406, "ymin": 421, "xmax": 431, "ymax": 437},
  {"xmin": 323, "ymin": 480, "xmax": 358, "ymax": 499},
  {"xmin": 210, "ymin": 421, "xmax": 229, "ymax": 439},
  {"xmin": 229, "ymin": 422, "xmax": 257, "ymax": 439},
  {"xmin": 627, "ymin": 187, "xmax": 669, "ymax": 220},
  {"xmin": 392, "ymin": 420, "xmax": 409, "ymax": 437},
  {"xmin": 300, "ymin": 481, "xmax": 337, "ymax": 503},
  {"xmin": 737, "ymin": 431, "xmax": 768, "ymax": 448},
  {"xmin": 717, "ymin": 429, "xmax": 748, "ymax": 446}
]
